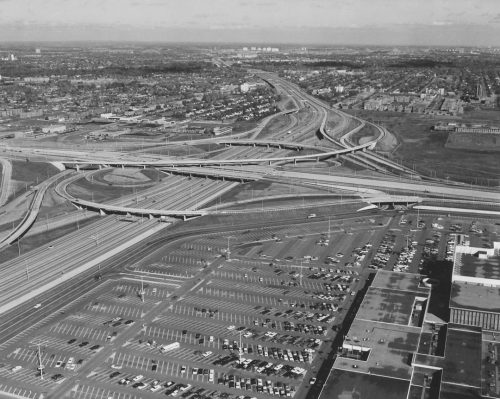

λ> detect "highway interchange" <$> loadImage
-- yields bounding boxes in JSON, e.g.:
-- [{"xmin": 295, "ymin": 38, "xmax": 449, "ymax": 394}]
[{"xmin": 0, "ymin": 70, "xmax": 498, "ymax": 399}]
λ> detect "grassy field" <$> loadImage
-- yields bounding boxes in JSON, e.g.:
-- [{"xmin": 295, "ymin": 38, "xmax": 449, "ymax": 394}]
[
  {"xmin": 66, "ymin": 176, "xmax": 151, "ymax": 203},
  {"xmin": 258, "ymin": 114, "xmax": 293, "ymax": 138},
  {"xmin": 344, "ymin": 110, "xmax": 500, "ymax": 186},
  {"xmin": 11, "ymin": 160, "xmax": 59, "ymax": 184}
]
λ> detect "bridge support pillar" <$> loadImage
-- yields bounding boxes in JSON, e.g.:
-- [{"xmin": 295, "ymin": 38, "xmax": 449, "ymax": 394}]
[
  {"xmin": 99, "ymin": 209, "xmax": 107, "ymax": 216},
  {"xmin": 362, "ymin": 147, "xmax": 367, "ymax": 152},
  {"xmin": 278, "ymin": 145, "xmax": 282, "ymax": 149},
  {"xmin": 98, "ymin": 164, "xmax": 102, "ymax": 170},
  {"xmin": 183, "ymin": 215, "xmax": 187, "ymax": 221},
  {"xmin": 294, "ymin": 158, "xmax": 297, "ymax": 165},
  {"xmin": 149, "ymin": 214, "xmax": 154, "ymax": 220},
  {"xmin": 121, "ymin": 164, "xmax": 125, "ymax": 169},
  {"xmin": 76, "ymin": 164, "xmax": 80, "ymax": 172},
  {"xmin": 316, "ymin": 157, "xmax": 320, "ymax": 163}
]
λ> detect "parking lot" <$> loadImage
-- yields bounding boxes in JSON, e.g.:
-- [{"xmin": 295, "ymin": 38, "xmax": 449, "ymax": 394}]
[{"xmin": 2, "ymin": 210, "xmax": 496, "ymax": 398}]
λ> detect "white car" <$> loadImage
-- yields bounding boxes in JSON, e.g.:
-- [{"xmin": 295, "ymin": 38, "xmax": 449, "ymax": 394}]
[
  {"xmin": 150, "ymin": 384, "xmax": 162, "ymax": 392},
  {"xmin": 132, "ymin": 375, "xmax": 144, "ymax": 382},
  {"xmin": 202, "ymin": 351, "xmax": 213, "ymax": 357}
]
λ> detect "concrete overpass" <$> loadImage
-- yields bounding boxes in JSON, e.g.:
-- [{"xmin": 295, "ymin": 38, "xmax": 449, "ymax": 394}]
[
  {"xmin": 211, "ymin": 139, "xmax": 331, "ymax": 152},
  {"xmin": 54, "ymin": 139, "xmax": 377, "ymax": 169},
  {"xmin": 0, "ymin": 170, "xmax": 73, "ymax": 250}
]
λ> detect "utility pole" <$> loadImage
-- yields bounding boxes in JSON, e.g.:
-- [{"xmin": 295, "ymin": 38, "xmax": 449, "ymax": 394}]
[
  {"xmin": 36, "ymin": 343, "xmax": 44, "ymax": 380},
  {"xmin": 139, "ymin": 276, "xmax": 145, "ymax": 302},
  {"xmin": 226, "ymin": 236, "xmax": 232, "ymax": 261},
  {"xmin": 239, "ymin": 330, "xmax": 243, "ymax": 364}
]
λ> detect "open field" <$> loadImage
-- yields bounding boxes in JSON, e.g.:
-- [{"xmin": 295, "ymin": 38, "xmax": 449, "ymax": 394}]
[
  {"xmin": 344, "ymin": 110, "xmax": 500, "ymax": 186},
  {"xmin": 9, "ymin": 161, "xmax": 59, "ymax": 197},
  {"xmin": 258, "ymin": 114, "xmax": 294, "ymax": 139}
]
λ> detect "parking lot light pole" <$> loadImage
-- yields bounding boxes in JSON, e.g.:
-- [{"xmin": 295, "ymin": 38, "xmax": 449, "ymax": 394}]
[
  {"xmin": 226, "ymin": 236, "xmax": 233, "ymax": 261},
  {"xmin": 239, "ymin": 330, "xmax": 243, "ymax": 364},
  {"xmin": 36, "ymin": 343, "xmax": 44, "ymax": 380},
  {"xmin": 139, "ymin": 276, "xmax": 145, "ymax": 302}
]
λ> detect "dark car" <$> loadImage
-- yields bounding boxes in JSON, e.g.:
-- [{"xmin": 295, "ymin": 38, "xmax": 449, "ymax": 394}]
[
  {"xmin": 78, "ymin": 341, "xmax": 89, "ymax": 347},
  {"xmin": 89, "ymin": 345, "xmax": 100, "ymax": 350},
  {"xmin": 67, "ymin": 338, "xmax": 77, "ymax": 344},
  {"xmin": 110, "ymin": 371, "xmax": 121, "ymax": 378}
]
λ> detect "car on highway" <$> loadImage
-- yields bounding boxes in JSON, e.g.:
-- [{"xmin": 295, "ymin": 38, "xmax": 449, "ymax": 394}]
[
  {"xmin": 33, "ymin": 303, "xmax": 42, "ymax": 309},
  {"xmin": 309, "ymin": 377, "xmax": 317, "ymax": 385}
]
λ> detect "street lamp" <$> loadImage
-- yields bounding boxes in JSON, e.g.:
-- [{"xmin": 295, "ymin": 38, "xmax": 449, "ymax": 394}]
[
  {"xmin": 90, "ymin": 234, "xmax": 99, "ymax": 247},
  {"xmin": 226, "ymin": 236, "xmax": 233, "ymax": 261}
]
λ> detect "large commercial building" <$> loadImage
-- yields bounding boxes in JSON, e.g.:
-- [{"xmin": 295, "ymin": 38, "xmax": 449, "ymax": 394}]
[
  {"xmin": 450, "ymin": 238, "xmax": 500, "ymax": 331},
  {"xmin": 321, "ymin": 254, "xmax": 500, "ymax": 399}
]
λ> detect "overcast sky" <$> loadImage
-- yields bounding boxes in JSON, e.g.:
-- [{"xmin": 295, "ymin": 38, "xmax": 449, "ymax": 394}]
[{"xmin": 2, "ymin": 0, "xmax": 500, "ymax": 46}]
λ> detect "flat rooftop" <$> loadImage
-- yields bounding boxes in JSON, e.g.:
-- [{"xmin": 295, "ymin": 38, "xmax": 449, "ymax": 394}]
[
  {"xmin": 371, "ymin": 270, "xmax": 429, "ymax": 294},
  {"xmin": 319, "ymin": 369, "xmax": 410, "ymax": 399},
  {"xmin": 450, "ymin": 281, "xmax": 500, "ymax": 313},
  {"xmin": 335, "ymin": 318, "xmax": 420, "ymax": 380},
  {"xmin": 441, "ymin": 327, "xmax": 482, "ymax": 388},
  {"xmin": 455, "ymin": 253, "xmax": 500, "ymax": 280},
  {"xmin": 355, "ymin": 287, "xmax": 424, "ymax": 326}
]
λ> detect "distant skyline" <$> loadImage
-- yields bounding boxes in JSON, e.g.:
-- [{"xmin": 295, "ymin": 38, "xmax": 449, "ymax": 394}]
[{"xmin": 2, "ymin": 0, "xmax": 500, "ymax": 46}]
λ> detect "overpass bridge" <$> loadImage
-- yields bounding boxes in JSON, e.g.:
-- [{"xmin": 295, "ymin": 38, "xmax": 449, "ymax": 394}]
[
  {"xmin": 56, "ymin": 140, "xmax": 377, "ymax": 170},
  {"xmin": 55, "ymin": 169, "xmax": 424, "ymax": 220},
  {"xmin": 212, "ymin": 139, "xmax": 331, "ymax": 152}
]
